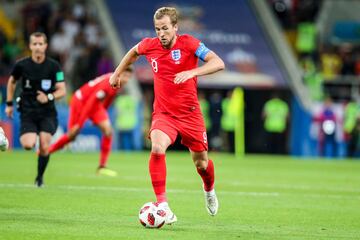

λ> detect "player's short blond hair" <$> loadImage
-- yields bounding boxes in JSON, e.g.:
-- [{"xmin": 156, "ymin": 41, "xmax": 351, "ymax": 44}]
[{"xmin": 154, "ymin": 7, "xmax": 178, "ymax": 26}]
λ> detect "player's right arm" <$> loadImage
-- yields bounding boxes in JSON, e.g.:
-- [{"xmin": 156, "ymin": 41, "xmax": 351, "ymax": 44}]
[
  {"xmin": 110, "ymin": 45, "xmax": 139, "ymax": 89},
  {"xmin": 5, "ymin": 75, "xmax": 16, "ymax": 118}
]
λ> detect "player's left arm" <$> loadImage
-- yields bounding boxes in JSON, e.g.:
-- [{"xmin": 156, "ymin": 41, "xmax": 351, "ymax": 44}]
[
  {"xmin": 53, "ymin": 81, "xmax": 66, "ymax": 100},
  {"xmin": 174, "ymin": 50, "xmax": 225, "ymax": 84},
  {"xmin": 110, "ymin": 45, "xmax": 140, "ymax": 89}
]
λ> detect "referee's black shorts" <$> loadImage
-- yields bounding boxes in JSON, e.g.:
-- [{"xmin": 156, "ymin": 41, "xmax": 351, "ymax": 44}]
[{"xmin": 20, "ymin": 114, "xmax": 58, "ymax": 136}]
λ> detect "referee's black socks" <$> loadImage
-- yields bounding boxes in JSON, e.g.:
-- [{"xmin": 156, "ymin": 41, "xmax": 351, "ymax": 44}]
[{"xmin": 36, "ymin": 155, "xmax": 50, "ymax": 186}]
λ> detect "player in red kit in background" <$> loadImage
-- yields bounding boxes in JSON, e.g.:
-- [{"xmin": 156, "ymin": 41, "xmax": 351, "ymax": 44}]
[
  {"xmin": 110, "ymin": 7, "xmax": 225, "ymax": 224},
  {"xmin": 49, "ymin": 67, "xmax": 133, "ymax": 176}
]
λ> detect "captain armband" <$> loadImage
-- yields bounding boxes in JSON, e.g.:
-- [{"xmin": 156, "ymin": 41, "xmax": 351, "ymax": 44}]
[{"xmin": 195, "ymin": 43, "xmax": 211, "ymax": 62}]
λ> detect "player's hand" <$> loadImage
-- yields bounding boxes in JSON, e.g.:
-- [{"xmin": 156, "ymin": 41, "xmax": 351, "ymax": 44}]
[
  {"xmin": 109, "ymin": 74, "xmax": 121, "ymax": 89},
  {"xmin": 5, "ymin": 106, "xmax": 13, "ymax": 118},
  {"xmin": 36, "ymin": 90, "xmax": 48, "ymax": 104},
  {"xmin": 174, "ymin": 70, "xmax": 195, "ymax": 84}
]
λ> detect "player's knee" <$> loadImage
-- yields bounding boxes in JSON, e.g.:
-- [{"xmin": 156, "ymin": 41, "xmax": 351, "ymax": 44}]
[
  {"xmin": 151, "ymin": 143, "xmax": 166, "ymax": 154},
  {"xmin": 194, "ymin": 159, "xmax": 208, "ymax": 171},
  {"xmin": 39, "ymin": 142, "xmax": 49, "ymax": 152},
  {"xmin": 68, "ymin": 127, "xmax": 80, "ymax": 140},
  {"xmin": 23, "ymin": 144, "xmax": 34, "ymax": 151},
  {"xmin": 103, "ymin": 128, "xmax": 112, "ymax": 137},
  {"xmin": 21, "ymin": 141, "xmax": 35, "ymax": 150},
  {"xmin": 196, "ymin": 164, "xmax": 207, "ymax": 171},
  {"xmin": 67, "ymin": 131, "xmax": 79, "ymax": 140},
  {"xmin": 39, "ymin": 148, "xmax": 49, "ymax": 155},
  {"xmin": 68, "ymin": 134, "xmax": 77, "ymax": 141}
]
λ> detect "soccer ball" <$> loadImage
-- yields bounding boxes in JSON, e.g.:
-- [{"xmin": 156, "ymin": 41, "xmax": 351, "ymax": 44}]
[
  {"xmin": 139, "ymin": 202, "xmax": 166, "ymax": 228},
  {"xmin": 0, "ymin": 128, "xmax": 9, "ymax": 151}
]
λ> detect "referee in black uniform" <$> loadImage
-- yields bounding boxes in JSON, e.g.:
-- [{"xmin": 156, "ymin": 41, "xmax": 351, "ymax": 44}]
[{"xmin": 5, "ymin": 32, "xmax": 66, "ymax": 187}]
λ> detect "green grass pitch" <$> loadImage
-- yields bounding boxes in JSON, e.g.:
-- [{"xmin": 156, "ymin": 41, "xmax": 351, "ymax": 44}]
[{"xmin": 0, "ymin": 150, "xmax": 360, "ymax": 240}]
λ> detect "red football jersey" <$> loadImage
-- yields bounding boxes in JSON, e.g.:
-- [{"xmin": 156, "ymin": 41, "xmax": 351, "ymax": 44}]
[
  {"xmin": 138, "ymin": 34, "xmax": 204, "ymax": 118},
  {"xmin": 75, "ymin": 72, "xmax": 117, "ymax": 109}
]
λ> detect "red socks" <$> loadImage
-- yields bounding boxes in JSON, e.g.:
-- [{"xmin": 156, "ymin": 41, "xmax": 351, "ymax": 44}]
[
  {"xmin": 149, "ymin": 152, "xmax": 167, "ymax": 203},
  {"xmin": 197, "ymin": 159, "xmax": 215, "ymax": 192},
  {"xmin": 148, "ymin": 153, "xmax": 214, "ymax": 201},
  {"xmin": 99, "ymin": 135, "xmax": 112, "ymax": 167},
  {"xmin": 48, "ymin": 135, "xmax": 71, "ymax": 154}
]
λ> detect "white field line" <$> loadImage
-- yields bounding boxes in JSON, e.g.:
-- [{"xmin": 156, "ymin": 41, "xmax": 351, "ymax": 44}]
[
  {"xmin": 0, "ymin": 183, "xmax": 359, "ymax": 200},
  {"xmin": 229, "ymin": 182, "xmax": 360, "ymax": 193},
  {"xmin": 0, "ymin": 183, "xmax": 278, "ymax": 197},
  {"xmin": 120, "ymin": 175, "xmax": 360, "ymax": 193}
]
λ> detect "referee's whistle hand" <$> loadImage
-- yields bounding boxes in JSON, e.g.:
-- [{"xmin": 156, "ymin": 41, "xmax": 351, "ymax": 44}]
[{"xmin": 36, "ymin": 91, "xmax": 48, "ymax": 104}]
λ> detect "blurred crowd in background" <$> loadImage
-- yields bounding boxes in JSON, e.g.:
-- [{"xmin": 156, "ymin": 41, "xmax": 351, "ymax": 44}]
[
  {"xmin": 270, "ymin": 0, "xmax": 360, "ymax": 86},
  {"xmin": 0, "ymin": 0, "xmax": 359, "ymax": 157},
  {"xmin": 269, "ymin": 0, "xmax": 360, "ymax": 157},
  {"xmin": 0, "ymin": 0, "xmax": 112, "ymax": 92}
]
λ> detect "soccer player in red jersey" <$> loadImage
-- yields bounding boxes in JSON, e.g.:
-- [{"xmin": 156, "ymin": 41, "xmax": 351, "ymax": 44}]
[
  {"xmin": 48, "ymin": 68, "xmax": 133, "ymax": 176},
  {"xmin": 110, "ymin": 7, "xmax": 225, "ymax": 223}
]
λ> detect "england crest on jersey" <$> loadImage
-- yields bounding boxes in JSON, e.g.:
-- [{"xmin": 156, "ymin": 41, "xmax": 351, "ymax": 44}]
[
  {"xmin": 41, "ymin": 79, "xmax": 52, "ymax": 91},
  {"xmin": 171, "ymin": 49, "xmax": 181, "ymax": 61}
]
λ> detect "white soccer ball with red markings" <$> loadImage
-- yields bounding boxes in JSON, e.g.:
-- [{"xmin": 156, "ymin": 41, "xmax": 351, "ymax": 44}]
[
  {"xmin": 0, "ymin": 128, "xmax": 9, "ymax": 151},
  {"xmin": 139, "ymin": 202, "xmax": 166, "ymax": 228}
]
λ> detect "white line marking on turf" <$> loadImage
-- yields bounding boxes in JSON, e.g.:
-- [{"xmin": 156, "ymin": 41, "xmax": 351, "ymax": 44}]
[
  {"xmin": 229, "ymin": 182, "xmax": 360, "ymax": 193},
  {"xmin": 0, "ymin": 183, "xmax": 279, "ymax": 197},
  {"xmin": 1, "ymin": 183, "xmax": 359, "ymax": 200},
  {"xmin": 121, "ymin": 176, "xmax": 360, "ymax": 194}
]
